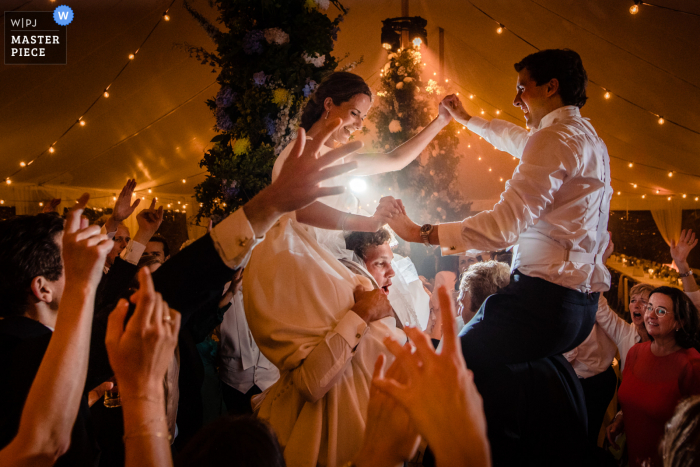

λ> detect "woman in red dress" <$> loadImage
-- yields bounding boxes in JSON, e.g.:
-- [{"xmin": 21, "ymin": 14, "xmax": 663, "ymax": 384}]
[{"xmin": 609, "ymin": 286, "xmax": 700, "ymax": 466}]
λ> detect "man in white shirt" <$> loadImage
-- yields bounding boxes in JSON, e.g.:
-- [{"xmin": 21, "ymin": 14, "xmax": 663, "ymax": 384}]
[{"xmin": 389, "ymin": 49, "xmax": 612, "ymax": 466}]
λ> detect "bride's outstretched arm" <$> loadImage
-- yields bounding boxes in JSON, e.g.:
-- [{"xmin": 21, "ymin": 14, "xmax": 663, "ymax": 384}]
[
  {"xmin": 346, "ymin": 100, "xmax": 453, "ymax": 177},
  {"xmin": 296, "ymin": 198, "xmax": 403, "ymax": 233}
]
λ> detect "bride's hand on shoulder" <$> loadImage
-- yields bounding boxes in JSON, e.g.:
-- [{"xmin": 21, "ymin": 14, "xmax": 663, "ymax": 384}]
[{"xmin": 441, "ymin": 94, "xmax": 471, "ymax": 123}]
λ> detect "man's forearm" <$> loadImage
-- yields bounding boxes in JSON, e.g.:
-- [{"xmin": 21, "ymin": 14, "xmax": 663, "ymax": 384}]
[
  {"xmin": 242, "ymin": 187, "xmax": 283, "ymax": 238},
  {"xmin": 104, "ymin": 216, "xmax": 120, "ymax": 234}
]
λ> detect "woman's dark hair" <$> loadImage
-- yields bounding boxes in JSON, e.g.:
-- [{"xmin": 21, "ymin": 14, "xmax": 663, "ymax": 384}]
[
  {"xmin": 648, "ymin": 286, "xmax": 700, "ymax": 348},
  {"xmin": 0, "ymin": 214, "xmax": 64, "ymax": 317},
  {"xmin": 661, "ymin": 395, "xmax": 700, "ymax": 467},
  {"xmin": 300, "ymin": 71, "xmax": 372, "ymax": 131},
  {"xmin": 175, "ymin": 415, "xmax": 285, "ymax": 467},
  {"xmin": 514, "ymin": 48, "xmax": 588, "ymax": 108}
]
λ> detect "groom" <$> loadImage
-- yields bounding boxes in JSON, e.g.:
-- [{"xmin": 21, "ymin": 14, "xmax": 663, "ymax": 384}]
[{"xmin": 388, "ymin": 48, "xmax": 612, "ymax": 465}]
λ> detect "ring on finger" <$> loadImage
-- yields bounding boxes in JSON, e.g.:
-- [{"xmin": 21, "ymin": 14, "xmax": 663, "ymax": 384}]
[{"xmin": 163, "ymin": 315, "xmax": 173, "ymax": 323}]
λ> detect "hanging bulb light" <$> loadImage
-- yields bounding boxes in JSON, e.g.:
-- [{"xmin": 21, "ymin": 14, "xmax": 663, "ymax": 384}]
[
  {"xmin": 656, "ymin": 190, "xmax": 660, "ymax": 194},
  {"xmin": 163, "ymin": 13, "xmax": 170, "ymax": 21},
  {"xmin": 113, "ymin": 196, "xmax": 117, "ymax": 201},
  {"xmin": 633, "ymin": 184, "xmax": 637, "ymax": 188},
  {"xmin": 469, "ymin": 94, "xmax": 474, "ymax": 99},
  {"xmin": 129, "ymin": 53, "xmax": 135, "ymax": 60},
  {"xmin": 658, "ymin": 117, "xmax": 665, "ymax": 124},
  {"xmin": 617, "ymin": 191, "xmax": 621, "ymax": 195},
  {"xmin": 79, "ymin": 119, "xmax": 85, "ymax": 126},
  {"xmin": 496, "ymin": 25, "xmax": 504, "ymax": 34},
  {"xmin": 683, "ymin": 194, "xmax": 687, "ymax": 198},
  {"xmin": 5, "ymin": 179, "xmax": 11, "ymax": 185},
  {"xmin": 181, "ymin": 179, "xmax": 186, "ymax": 183},
  {"xmin": 604, "ymin": 91, "xmax": 611, "ymax": 99},
  {"xmin": 695, "ymin": 197, "xmax": 699, "ymax": 201},
  {"xmin": 628, "ymin": 162, "xmax": 633, "ymax": 168},
  {"xmin": 49, "ymin": 147, "xmax": 55, "ymax": 154},
  {"xmin": 496, "ymin": 110, "xmax": 501, "ymax": 115},
  {"xmin": 668, "ymin": 171, "xmax": 674, "ymax": 177},
  {"xmin": 19, "ymin": 162, "xmax": 26, "ymax": 167},
  {"xmin": 630, "ymin": 4, "xmax": 639, "ymax": 14},
  {"xmin": 642, "ymin": 194, "xmax": 646, "ymax": 199},
  {"xmin": 39, "ymin": 202, "xmax": 44, "ymax": 207},
  {"xmin": 148, "ymin": 189, "xmax": 152, "ymax": 193},
  {"xmin": 668, "ymin": 197, "xmax": 672, "ymax": 201},
  {"xmin": 104, "ymin": 91, "xmax": 109, "ymax": 98}
]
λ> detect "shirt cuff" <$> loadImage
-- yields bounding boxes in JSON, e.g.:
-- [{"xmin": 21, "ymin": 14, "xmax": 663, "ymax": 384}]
[
  {"xmin": 333, "ymin": 310, "xmax": 369, "ymax": 350},
  {"xmin": 210, "ymin": 208, "xmax": 264, "ymax": 270},
  {"xmin": 439, "ymin": 222, "xmax": 467, "ymax": 256},
  {"xmin": 466, "ymin": 116, "xmax": 489, "ymax": 136},
  {"xmin": 120, "ymin": 240, "xmax": 146, "ymax": 265},
  {"xmin": 101, "ymin": 224, "xmax": 116, "ymax": 240}
]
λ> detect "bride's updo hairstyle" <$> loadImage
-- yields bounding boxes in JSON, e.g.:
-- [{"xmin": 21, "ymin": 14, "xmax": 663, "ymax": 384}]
[{"xmin": 300, "ymin": 72, "xmax": 372, "ymax": 131}]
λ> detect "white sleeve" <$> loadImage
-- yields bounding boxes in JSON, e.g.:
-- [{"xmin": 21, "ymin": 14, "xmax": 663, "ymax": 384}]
[
  {"xmin": 439, "ymin": 128, "xmax": 579, "ymax": 255},
  {"xmin": 291, "ymin": 310, "xmax": 369, "ymax": 403},
  {"xmin": 210, "ymin": 208, "xmax": 265, "ymax": 270},
  {"xmin": 119, "ymin": 240, "xmax": 146, "ymax": 265},
  {"xmin": 467, "ymin": 117, "xmax": 530, "ymax": 159},
  {"xmin": 595, "ymin": 295, "xmax": 637, "ymax": 350},
  {"xmin": 101, "ymin": 224, "xmax": 116, "ymax": 240}
]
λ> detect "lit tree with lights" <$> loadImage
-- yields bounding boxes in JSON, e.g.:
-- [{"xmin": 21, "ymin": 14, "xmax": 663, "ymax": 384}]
[{"xmin": 368, "ymin": 43, "xmax": 472, "ymax": 224}]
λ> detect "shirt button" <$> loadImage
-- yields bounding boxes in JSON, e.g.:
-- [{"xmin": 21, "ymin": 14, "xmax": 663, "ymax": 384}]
[
  {"xmin": 356, "ymin": 333, "xmax": 361, "ymax": 339},
  {"xmin": 450, "ymin": 246, "xmax": 456, "ymax": 250}
]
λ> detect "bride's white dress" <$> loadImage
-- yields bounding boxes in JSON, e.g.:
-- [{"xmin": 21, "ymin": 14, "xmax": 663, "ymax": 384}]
[{"xmin": 243, "ymin": 140, "xmax": 407, "ymax": 467}]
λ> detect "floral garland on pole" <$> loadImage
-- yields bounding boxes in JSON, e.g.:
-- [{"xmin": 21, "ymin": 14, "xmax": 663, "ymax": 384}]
[
  {"xmin": 368, "ymin": 44, "xmax": 472, "ymax": 224},
  {"xmin": 184, "ymin": 0, "xmax": 354, "ymax": 222}
]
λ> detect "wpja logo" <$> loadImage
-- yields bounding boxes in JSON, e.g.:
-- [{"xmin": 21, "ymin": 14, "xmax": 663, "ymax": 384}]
[{"xmin": 4, "ymin": 5, "xmax": 72, "ymax": 65}]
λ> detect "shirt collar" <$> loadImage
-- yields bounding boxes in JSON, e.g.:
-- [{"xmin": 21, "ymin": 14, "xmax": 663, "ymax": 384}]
[{"xmin": 536, "ymin": 105, "xmax": 581, "ymax": 131}]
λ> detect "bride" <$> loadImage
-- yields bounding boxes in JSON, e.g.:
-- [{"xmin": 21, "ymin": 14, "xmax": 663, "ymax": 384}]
[{"xmin": 243, "ymin": 72, "xmax": 452, "ymax": 467}]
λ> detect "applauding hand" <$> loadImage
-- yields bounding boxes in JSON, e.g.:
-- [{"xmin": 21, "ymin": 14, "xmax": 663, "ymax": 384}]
[
  {"xmin": 670, "ymin": 229, "xmax": 697, "ymax": 268},
  {"xmin": 105, "ymin": 179, "xmax": 141, "ymax": 234},
  {"xmin": 133, "ymin": 199, "xmax": 164, "ymax": 245}
]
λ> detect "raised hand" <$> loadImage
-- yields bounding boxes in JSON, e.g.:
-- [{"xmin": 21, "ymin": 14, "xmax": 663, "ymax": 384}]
[
  {"xmin": 369, "ymin": 196, "xmax": 405, "ymax": 230},
  {"xmin": 133, "ymin": 199, "xmax": 164, "ymax": 245},
  {"xmin": 243, "ymin": 121, "xmax": 360, "ymax": 236},
  {"xmin": 670, "ymin": 229, "xmax": 697, "ymax": 267},
  {"xmin": 105, "ymin": 179, "xmax": 141, "ymax": 234},
  {"xmin": 373, "ymin": 286, "xmax": 491, "ymax": 467},
  {"xmin": 442, "ymin": 94, "xmax": 471, "ymax": 123},
  {"xmin": 63, "ymin": 193, "xmax": 114, "ymax": 288},
  {"xmin": 382, "ymin": 197, "xmax": 421, "ymax": 243},
  {"xmin": 42, "ymin": 198, "xmax": 61, "ymax": 213},
  {"xmin": 354, "ymin": 354, "xmax": 421, "ymax": 467},
  {"xmin": 105, "ymin": 268, "xmax": 181, "ymax": 397}
]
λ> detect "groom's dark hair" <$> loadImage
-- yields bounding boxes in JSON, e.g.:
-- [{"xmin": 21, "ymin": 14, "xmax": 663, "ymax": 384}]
[{"xmin": 514, "ymin": 49, "xmax": 588, "ymax": 108}]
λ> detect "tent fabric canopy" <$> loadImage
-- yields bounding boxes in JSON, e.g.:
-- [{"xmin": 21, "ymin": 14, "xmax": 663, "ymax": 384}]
[{"xmin": 1, "ymin": 0, "xmax": 699, "ymax": 224}]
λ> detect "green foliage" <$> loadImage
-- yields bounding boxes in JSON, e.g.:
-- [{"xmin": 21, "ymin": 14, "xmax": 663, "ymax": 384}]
[
  {"xmin": 368, "ymin": 45, "xmax": 472, "ymax": 223},
  {"xmin": 185, "ymin": 0, "xmax": 348, "ymax": 222}
]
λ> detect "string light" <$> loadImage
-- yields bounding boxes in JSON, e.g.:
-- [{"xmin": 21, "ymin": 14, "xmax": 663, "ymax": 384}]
[
  {"xmin": 488, "ymin": 168, "xmax": 492, "ymax": 172},
  {"xmin": 683, "ymin": 194, "xmax": 687, "ymax": 198},
  {"xmin": 630, "ymin": 4, "xmax": 639, "ymax": 14},
  {"xmin": 480, "ymin": 110, "xmax": 485, "ymax": 115},
  {"xmin": 445, "ymin": 79, "xmax": 449, "ymax": 83},
  {"xmin": 104, "ymin": 91, "xmax": 109, "ymax": 98},
  {"xmin": 633, "ymin": 184, "xmax": 637, "ymax": 188},
  {"xmin": 628, "ymin": 162, "xmax": 633, "ymax": 168},
  {"xmin": 617, "ymin": 191, "xmax": 621, "ymax": 195},
  {"xmin": 469, "ymin": 94, "xmax": 474, "ymax": 99},
  {"xmin": 668, "ymin": 196, "xmax": 672, "ymax": 201},
  {"xmin": 658, "ymin": 117, "xmax": 665, "ymax": 124},
  {"xmin": 163, "ymin": 13, "xmax": 170, "ymax": 21},
  {"xmin": 113, "ymin": 196, "xmax": 117, "ymax": 201},
  {"xmin": 19, "ymin": 162, "xmax": 25, "ymax": 167},
  {"xmin": 496, "ymin": 25, "xmax": 504, "ymax": 34},
  {"xmin": 39, "ymin": 202, "xmax": 44, "ymax": 207},
  {"xmin": 148, "ymin": 189, "xmax": 152, "ymax": 193},
  {"xmin": 181, "ymin": 179, "xmax": 186, "ymax": 183},
  {"xmin": 656, "ymin": 190, "xmax": 660, "ymax": 194},
  {"xmin": 604, "ymin": 91, "xmax": 611, "ymax": 99},
  {"xmin": 642, "ymin": 194, "xmax": 646, "ymax": 199},
  {"xmin": 433, "ymin": 72, "xmax": 437, "ymax": 76},
  {"xmin": 496, "ymin": 110, "xmax": 501, "ymax": 115},
  {"xmin": 5, "ymin": 179, "xmax": 11, "ymax": 185},
  {"xmin": 49, "ymin": 147, "xmax": 55, "ymax": 154},
  {"xmin": 696, "ymin": 197, "xmax": 699, "ymax": 201},
  {"xmin": 668, "ymin": 171, "xmax": 674, "ymax": 177},
  {"xmin": 478, "ymin": 156, "xmax": 481, "ymax": 160},
  {"xmin": 499, "ymin": 177, "xmax": 503, "ymax": 182},
  {"xmin": 79, "ymin": 119, "xmax": 85, "ymax": 126},
  {"xmin": 0, "ymin": 200, "xmax": 4, "ymax": 204},
  {"xmin": 129, "ymin": 53, "xmax": 135, "ymax": 60}
]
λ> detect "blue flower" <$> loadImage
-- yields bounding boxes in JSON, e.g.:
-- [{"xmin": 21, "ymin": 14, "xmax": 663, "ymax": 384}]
[
  {"xmin": 216, "ymin": 107, "xmax": 233, "ymax": 131},
  {"xmin": 223, "ymin": 179, "xmax": 239, "ymax": 199},
  {"xmin": 263, "ymin": 115, "xmax": 276, "ymax": 136},
  {"xmin": 302, "ymin": 80, "xmax": 317, "ymax": 97},
  {"xmin": 215, "ymin": 87, "xmax": 236, "ymax": 108},
  {"xmin": 242, "ymin": 30, "xmax": 264, "ymax": 55},
  {"xmin": 253, "ymin": 71, "xmax": 268, "ymax": 86}
]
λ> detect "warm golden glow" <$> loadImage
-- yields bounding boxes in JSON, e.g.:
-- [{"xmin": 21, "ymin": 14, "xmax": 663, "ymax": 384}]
[
  {"xmin": 496, "ymin": 26, "xmax": 503, "ymax": 34},
  {"xmin": 412, "ymin": 37, "xmax": 422, "ymax": 47},
  {"xmin": 604, "ymin": 91, "xmax": 611, "ymax": 99},
  {"xmin": 129, "ymin": 53, "xmax": 135, "ymax": 59},
  {"xmin": 658, "ymin": 117, "xmax": 665, "ymax": 124},
  {"xmin": 630, "ymin": 4, "xmax": 639, "ymax": 14},
  {"xmin": 49, "ymin": 147, "xmax": 55, "ymax": 154},
  {"xmin": 20, "ymin": 162, "xmax": 26, "ymax": 167},
  {"xmin": 382, "ymin": 43, "xmax": 392, "ymax": 50},
  {"xmin": 163, "ymin": 14, "xmax": 170, "ymax": 21}
]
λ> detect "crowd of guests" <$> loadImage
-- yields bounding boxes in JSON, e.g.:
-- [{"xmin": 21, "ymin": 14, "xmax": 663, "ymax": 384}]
[{"xmin": 2, "ymin": 63, "xmax": 700, "ymax": 467}]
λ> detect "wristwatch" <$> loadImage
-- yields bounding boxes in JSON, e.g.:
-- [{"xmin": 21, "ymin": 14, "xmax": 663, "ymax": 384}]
[{"xmin": 420, "ymin": 223, "xmax": 434, "ymax": 247}]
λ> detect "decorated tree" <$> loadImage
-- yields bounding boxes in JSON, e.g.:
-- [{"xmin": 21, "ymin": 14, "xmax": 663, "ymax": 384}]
[
  {"xmin": 184, "ymin": 0, "xmax": 352, "ymax": 221},
  {"xmin": 368, "ymin": 44, "xmax": 472, "ymax": 224}
]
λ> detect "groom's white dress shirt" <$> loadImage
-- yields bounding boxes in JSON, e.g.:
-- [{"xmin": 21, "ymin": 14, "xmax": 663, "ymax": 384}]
[{"xmin": 439, "ymin": 106, "xmax": 613, "ymax": 293}]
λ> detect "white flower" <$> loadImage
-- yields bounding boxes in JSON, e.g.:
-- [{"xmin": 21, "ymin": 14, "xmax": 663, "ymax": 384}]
[
  {"xmin": 389, "ymin": 120, "xmax": 402, "ymax": 133},
  {"xmin": 396, "ymin": 82, "xmax": 404, "ymax": 89},
  {"xmin": 263, "ymin": 28, "xmax": 289, "ymax": 45},
  {"xmin": 387, "ymin": 53, "xmax": 397, "ymax": 60},
  {"xmin": 398, "ymin": 66, "xmax": 406, "ymax": 75},
  {"xmin": 403, "ymin": 77, "xmax": 414, "ymax": 83},
  {"xmin": 302, "ymin": 52, "xmax": 326, "ymax": 67},
  {"xmin": 314, "ymin": 0, "xmax": 330, "ymax": 9}
]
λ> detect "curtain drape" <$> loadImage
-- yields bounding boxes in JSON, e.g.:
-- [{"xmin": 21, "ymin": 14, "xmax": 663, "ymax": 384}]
[{"xmin": 650, "ymin": 199, "xmax": 682, "ymax": 247}]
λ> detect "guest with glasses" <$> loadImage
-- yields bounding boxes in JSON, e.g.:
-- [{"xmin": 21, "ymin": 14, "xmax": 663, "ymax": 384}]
[{"xmin": 606, "ymin": 287, "xmax": 700, "ymax": 467}]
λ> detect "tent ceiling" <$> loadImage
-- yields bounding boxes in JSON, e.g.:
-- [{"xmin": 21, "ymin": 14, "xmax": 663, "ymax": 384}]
[{"xmin": 1, "ymin": 0, "xmax": 699, "ymax": 211}]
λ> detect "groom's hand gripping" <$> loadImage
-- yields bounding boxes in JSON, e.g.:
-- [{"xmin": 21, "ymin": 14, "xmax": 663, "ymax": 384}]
[{"xmin": 442, "ymin": 94, "xmax": 471, "ymax": 124}]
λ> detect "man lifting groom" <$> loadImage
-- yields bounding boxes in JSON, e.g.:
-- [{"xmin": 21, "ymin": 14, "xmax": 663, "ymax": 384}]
[{"xmin": 387, "ymin": 48, "xmax": 613, "ymax": 466}]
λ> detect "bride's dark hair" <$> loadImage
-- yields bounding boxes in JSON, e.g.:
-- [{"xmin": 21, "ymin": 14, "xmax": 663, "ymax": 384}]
[{"xmin": 300, "ymin": 72, "xmax": 372, "ymax": 131}]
